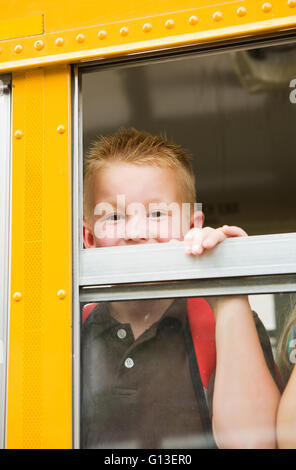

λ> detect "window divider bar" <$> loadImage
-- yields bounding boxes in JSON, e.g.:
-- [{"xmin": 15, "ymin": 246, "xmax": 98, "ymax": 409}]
[
  {"xmin": 79, "ymin": 274, "xmax": 296, "ymax": 302},
  {"xmin": 80, "ymin": 233, "xmax": 296, "ymax": 287}
]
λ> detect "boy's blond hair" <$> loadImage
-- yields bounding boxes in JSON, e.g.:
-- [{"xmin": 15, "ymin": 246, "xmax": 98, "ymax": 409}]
[{"xmin": 83, "ymin": 128, "xmax": 196, "ymax": 224}]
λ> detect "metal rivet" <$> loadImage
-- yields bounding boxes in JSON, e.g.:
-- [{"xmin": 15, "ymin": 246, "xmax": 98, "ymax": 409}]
[
  {"xmin": 213, "ymin": 11, "xmax": 223, "ymax": 21},
  {"xmin": 237, "ymin": 6, "xmax": 247, "ymax": 17},
  {"xmin": 34, "ymin": 40, "xmax": 44, "ymax": 51},
  {"xmin": 14, "ymin": 130, "xmax": 23, "ymax": 139},
  {"xmin": 165, "ymin": 19, "xmax": 175, "ymax": 29},
  {"xmin": 57, "ymin": 125, "xmax": 65, "ymax": 134},
  {"xmin": 13, "ymin": 292, "xmax": 22, "ymax": 302},
  {"xmin": 189, "ymin": 15, "xmax": 199, "ymax": 25},
  {"xmin": 98, "ymin": 30, "xmax": 107, "ymax": 40},
  {"xmin": 262, "ymin": 2, "xmax": 272, "ymax": 12},
  {"xmin": 120, "ymin": 26, "xmax": 129, "ymax": 36},
  {"xmin": 55, "ymin": 37, "xmax": 64, "ymax": 46},
  {"xmin": 142, "ymin": 22, "xmax": 152, "ymax": 33},
  {"xmin": 76, "ymin": 33, "xmax": 85, "ymax": 43},
  {"xmin": 57, "ymin": 289, "xmax": 66, "ymax": 299},
  {"xmin": 14, "ymin": 44, "xmax": 23, "ymax": 54},
  {"xmin": 288, "ymin": 0, "xmax": 296, "ymax": 7}
]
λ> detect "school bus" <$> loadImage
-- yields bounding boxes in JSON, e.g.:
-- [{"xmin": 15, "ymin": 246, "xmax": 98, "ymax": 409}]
[{"xmin": 1, "ymin": 0, "xmax": 296, "ymax": 449}]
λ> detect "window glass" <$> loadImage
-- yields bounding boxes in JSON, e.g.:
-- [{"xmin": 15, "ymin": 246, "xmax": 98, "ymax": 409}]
[
  {"xmin": 79, "ymin": 40, "xmax": 296, "ymax": 449},
  {"xmin": 80, "ymin": 292, "xmax": 296, "ymax": 449},
  {"xmin": 82, "ymin": 42, "xmax": 296, "ymax": 237}
]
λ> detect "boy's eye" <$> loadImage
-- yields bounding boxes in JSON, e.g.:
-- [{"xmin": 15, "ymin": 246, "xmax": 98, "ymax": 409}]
[
  {"xmin": 149, "ymin": 210, "xmax": 167, "ymax": 218},
  {"xmin": 106, "ymin": 213, "xmax": 124, "ymax": 222}
]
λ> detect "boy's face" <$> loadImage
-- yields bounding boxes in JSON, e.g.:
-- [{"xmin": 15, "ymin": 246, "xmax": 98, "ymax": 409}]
[{"xmin": 83, "ymin": 162, "xmax": 202, "ymax": 248}]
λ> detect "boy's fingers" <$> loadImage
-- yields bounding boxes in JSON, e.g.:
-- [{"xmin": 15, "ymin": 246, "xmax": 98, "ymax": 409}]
[
  {"xmin": 184, "ymin": 228, "xmax": 201, "ymax": 253},
  {"xmin": 190, "ymin": 227, "xmax": 219, "ymax": 254},
  {"xmin": 184, "ymin": 228, "xmax": 205, "ymax": 254},
  {"xmin": 201, "ymin": 227, "xmax": 226, "ymax": 250},
  {"xmin": 221, "ymin": 225, "xmax": 248, "ymax": 237},
  {"xmin": 184, "ymin": 228, "xmax": 201, "ymax": 255},
  {"xmin": 184, "ymin": 225, "xmax": 247, "ymax": 256},
  {"xmin": 184, "ymin": 228, "xmax": 200, "ymax": 241},
  {"xmin": 201, "ymin": 226, "xmax": 246, "ymax": 251}
]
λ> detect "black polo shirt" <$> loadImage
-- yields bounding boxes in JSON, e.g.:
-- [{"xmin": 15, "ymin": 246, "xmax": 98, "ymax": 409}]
[{"xmin": 81, "ymin": 298, "xmax": 276, "ymax": 449}]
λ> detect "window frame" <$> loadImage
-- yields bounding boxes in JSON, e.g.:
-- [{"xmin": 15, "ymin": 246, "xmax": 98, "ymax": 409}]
[
  {"xmin": 79, "ymin": 234, "xmax": 296, "ymax": 299},
  {"xmin": 0, "ymin": 74, "xmax": 11, "ymax": 449}
]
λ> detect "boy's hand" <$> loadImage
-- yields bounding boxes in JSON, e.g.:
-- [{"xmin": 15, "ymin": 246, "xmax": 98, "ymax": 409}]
[
  {"xmin": 184, "ymin": 225, "xmax": 247, "ymax": 256},
  {"xmin": 183, "ymin": 224, "xmax": 248, "ymax": 316}
]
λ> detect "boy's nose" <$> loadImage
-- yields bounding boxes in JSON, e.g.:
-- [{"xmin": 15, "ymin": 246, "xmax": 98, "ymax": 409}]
[{"xmin": 124, "ymin": 216, "xmax": 149, "ymax": 242}]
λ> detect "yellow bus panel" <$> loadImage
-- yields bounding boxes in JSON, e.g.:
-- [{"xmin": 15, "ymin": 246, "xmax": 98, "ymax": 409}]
[
  {"xmin": 0, "ymin": 15, "xmax": 43, "ymax": 41},
  {"xmin": 0, "ymin": 1, "xmax": 296, "ymax": 71},
  {"xmin": 2, "ymin": 0, "xmax": 296, "ymax": 451},
  {"xmin": 7, "ymin": 66, "xmax": 72, "ymax": 449}
]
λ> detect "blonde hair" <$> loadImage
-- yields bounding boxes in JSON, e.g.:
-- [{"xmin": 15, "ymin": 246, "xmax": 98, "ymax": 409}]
[
  {"xmin": 83, "ymin": 128, "xmax": 196, "ymax": 224},
  {"xmin": 276, "ymin": 301, "xmax": 296, "ymax": 387}
]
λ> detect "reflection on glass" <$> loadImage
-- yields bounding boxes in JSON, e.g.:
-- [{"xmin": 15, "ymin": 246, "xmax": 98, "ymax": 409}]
[
  {"xmin": 82, "ymin": 43, "xmax": 296, "ymax": 237},
  {"xmin": 80, "ymin": 293, "xmax": 295, "ymax": 449}
]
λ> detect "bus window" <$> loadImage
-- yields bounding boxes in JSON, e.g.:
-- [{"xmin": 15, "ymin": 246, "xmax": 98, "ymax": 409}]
[
  {"xmin": 0, "ymin": 75, "xmax": 11, "ymax": 449},
  {"xmin": 75, "ymin": 39, "xmax": 296, "ymax": 449},
  {"xmin": 77, "ymin": 232, "xmax": 296, "ymax": 448}
]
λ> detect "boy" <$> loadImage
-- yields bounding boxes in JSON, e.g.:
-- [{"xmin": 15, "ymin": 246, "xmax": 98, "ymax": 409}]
[{"xmin": 82, "ymin": 128, "xmax": 280, "ymax": 449}]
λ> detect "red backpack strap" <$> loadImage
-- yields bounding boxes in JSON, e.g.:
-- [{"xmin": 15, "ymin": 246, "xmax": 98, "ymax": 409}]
[
  {"xmin": 187, "ymin": 298, "xmax": 216, "ymax": 389},
  {"xmin": 82, "ymin": 303, "xmax": 99, "ymax": 323}
]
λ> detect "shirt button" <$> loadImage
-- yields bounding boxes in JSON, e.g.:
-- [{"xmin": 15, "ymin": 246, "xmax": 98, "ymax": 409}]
[
  {"xmin": 117, "ymin": 328, "xmax": 127, "ymax": 339},
  {"xmin": 124, "ymin": 357, "xmax": 134, "ymax": 369}
]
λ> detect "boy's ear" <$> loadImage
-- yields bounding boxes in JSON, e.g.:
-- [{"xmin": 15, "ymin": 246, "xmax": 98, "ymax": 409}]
[
  {"xmin": 83, "ymin": 220, "xmax": 95, "ymax": 248},
  {"xmin": 190, "ymin": 210, "xmax": 204, "ymax": 230}
]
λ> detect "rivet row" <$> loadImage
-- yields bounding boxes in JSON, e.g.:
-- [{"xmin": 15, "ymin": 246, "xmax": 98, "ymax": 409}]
[
  {"xmin": 10, "ymin": 3, "xmax": 290, "ymax": 54},
  {"xmin": 14, "ymin": 126, "xmax": 66, "ymax": 137},
  {"xmin": 12, "ymin": 290, "xmax": 67, "ymax": 301}
]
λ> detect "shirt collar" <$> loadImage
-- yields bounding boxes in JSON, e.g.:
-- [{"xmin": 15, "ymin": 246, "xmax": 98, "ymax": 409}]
[
  {"xmin": 158, "ymin": 297, "xmax": 187, "ymax": 329},
  {"xmin": 84, "ymin": 297, "xmax": 187, "ymax": 337}
]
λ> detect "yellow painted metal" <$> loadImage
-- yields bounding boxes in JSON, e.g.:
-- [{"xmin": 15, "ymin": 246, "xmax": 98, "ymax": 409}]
[
  {"xmin": 2, "ymin": 0, "xmax": 296, "ymax": 450},
  {"xmin": 7, "ymin": 66, "xmax": 72, "ymax": 449},
  {"xmin": 0, "ymin": 1, "xmax": 295, "ymax": 72},
  {"xmin": 0, "ymin": 14, "xmax": 44, "ymax": 41}
]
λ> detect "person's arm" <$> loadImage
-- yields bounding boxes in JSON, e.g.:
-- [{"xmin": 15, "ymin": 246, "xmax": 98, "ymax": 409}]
[
  {"xmin": 209, "ymin": 296, "xmax": 280, "ymax": 449},
  {"xmin": 277, "ymin": 364, "xmax": 296, "ymax": 448},
  {"xmin": 184, "ymin": 225, "xmax": 280, "ymax": 448}
]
